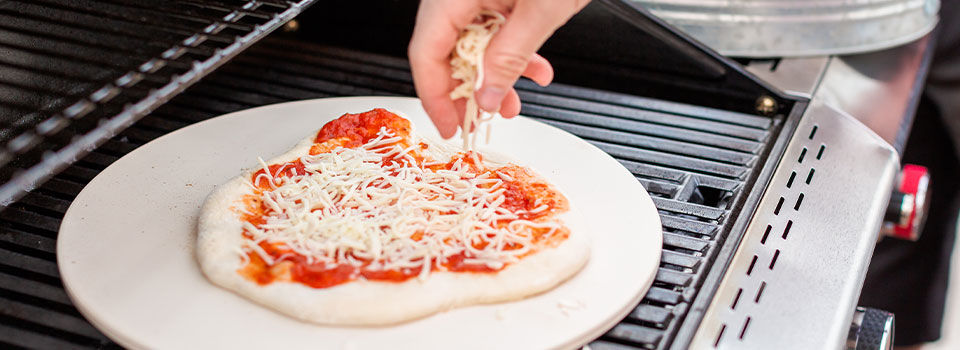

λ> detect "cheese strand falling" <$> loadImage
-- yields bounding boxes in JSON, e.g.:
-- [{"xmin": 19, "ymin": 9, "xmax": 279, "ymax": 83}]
[
  {"xmin": 241, "ymin": 127, "xmax": 563, "ymax": 280},
  {"xmin": 449, "ymin": 10, "xmax": 506, "ymax": 151}
]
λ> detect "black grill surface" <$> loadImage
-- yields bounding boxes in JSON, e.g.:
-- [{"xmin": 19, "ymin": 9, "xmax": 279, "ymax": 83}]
[
  {"xmin": 0, "ymin": 36, "xmax": 786, "ymax": 349},
  {"xmin": 0, "ymin": 0, "xmax": 316, "ymax": 207}
]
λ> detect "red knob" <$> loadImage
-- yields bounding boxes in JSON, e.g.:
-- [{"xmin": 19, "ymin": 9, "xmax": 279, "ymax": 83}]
[{"xmin": 883, "ymin": 165, "xmax": 930, "ymax": 240}]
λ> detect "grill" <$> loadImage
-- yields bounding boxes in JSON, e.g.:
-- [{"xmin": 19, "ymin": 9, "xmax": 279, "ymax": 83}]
[
  {"xmin": 4, "ymin": 1, "xmax": 908, "ymax": 349},
  {"xmin": 0, "ymin": 35, "xmax": 793, "ymax": 350}
]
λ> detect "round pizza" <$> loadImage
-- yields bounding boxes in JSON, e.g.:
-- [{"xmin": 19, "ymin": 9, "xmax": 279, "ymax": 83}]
[{"xmin": 197, "ymin": 108, "xmax": 589, "ymax": 325}]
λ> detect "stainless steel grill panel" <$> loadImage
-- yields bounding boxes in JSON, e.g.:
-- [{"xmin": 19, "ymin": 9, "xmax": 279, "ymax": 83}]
[
  {"xmin": 690, "ymin": 101, "xmax": 898, "ymax": 349},
  {"xmin": 0, "ymin": 35, "xmax": 790, "ymax": 349}
]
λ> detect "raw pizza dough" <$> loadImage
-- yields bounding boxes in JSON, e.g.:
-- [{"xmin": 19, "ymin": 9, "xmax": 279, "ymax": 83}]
[{"xmin": 196, "ymin": 109, "xmax": 589, "ymax": 326}]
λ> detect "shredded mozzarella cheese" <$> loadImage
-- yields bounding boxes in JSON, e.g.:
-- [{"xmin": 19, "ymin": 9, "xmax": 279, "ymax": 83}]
[
  {"xmin": 450, "ymin": 10, "xmax": 505, "ymax": 151},
  {"xmin": 241, "ymin": 128, "xmax": 562, "ymax": 280}
]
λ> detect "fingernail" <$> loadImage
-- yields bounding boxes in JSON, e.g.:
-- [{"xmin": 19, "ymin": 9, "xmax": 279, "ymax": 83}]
[{"xmin": 477, "ymin": 86, "xmax": 506, "ymax": 112}]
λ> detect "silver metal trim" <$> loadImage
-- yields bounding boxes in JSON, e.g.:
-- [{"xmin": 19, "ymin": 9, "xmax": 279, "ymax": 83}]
[
  {"xmin": 911, "ymin": 173, "xmax": 931, "ymax": 238},
  {"xmin": 880, "ymin": 316, "xmax": 895, "ymax": 350},
  {"xmin": 635, "ymin": 0, "xmax": 939, "ymax": 57},
  {"xmin": 847, "ymin": 308, "xmax": 867, "ymax": 350},
  {"xmin": 688, "ymin": 100, "xmax": 899, "ymax": 349}
]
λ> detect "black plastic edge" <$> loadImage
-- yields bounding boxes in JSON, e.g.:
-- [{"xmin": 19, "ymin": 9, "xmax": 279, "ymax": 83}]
[{"xmin": 598, "ymin": 0, "xmax": 794, "ymax": 113}]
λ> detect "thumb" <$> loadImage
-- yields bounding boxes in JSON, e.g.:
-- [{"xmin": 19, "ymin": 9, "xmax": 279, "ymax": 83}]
[{"xmin": 476, "ymin": 1, "xmax": 585, "ymax": 112}]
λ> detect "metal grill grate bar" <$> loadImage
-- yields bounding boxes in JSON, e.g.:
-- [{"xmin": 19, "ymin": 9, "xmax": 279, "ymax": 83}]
[
  {"xmin": 0, "ymin": 6, "xmax": 229, "ymax": 44},
  {"xmin": 606, "ymin": 323, "xmax": 663, "ymax": 346},
  {"xmin": 0, "ymin": 321, "xmax": 97, "ymax": 349},
  {"xmin": 5, "ymin": 1, "xmax": 227, "ymax": 35},
  {"xmin": 0, "ymin": 248, "xmax": 58, "ymax": 280},
  {"xmin": 517, "ymin": 92, "xmax": 770, "ymax": 141},
  {"xmin": 0, "ymin": 272, "xmax": 70, "ymax": 306},
  {"xmin": 0, "ymin": 298, "xmax": 103, "ymax": 343},
  {"xmin": 540, "ymin": 120, "xmax": 757, "ymax": 165},
  {"xmin": 645, "ymin": 287, "xmax": 682, "ymax": 305},
  {"xmin": 0, "ymin": 16, "xmax": 169, "ymax": 57},
  {"xmin": 664, "ymin": 232, "xmax": 710, "ymax": 250},
  {"xmin": 631, "ymin": 304, "xmax": 674, "ymax": 325},
  {"xmin": 525, "ymin": 105, "xmax": 762, "ymax": 153},
  {"xmin": 1, "ymin": 208, "xmax": 60, "ymax": 234},
  {"xmin": 590, "ymin": 339, "xmax": 646, "ymax": 350}
]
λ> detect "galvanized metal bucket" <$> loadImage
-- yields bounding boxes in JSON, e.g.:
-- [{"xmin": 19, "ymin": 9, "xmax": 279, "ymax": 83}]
[{"xmin": 634, "ymin": 0, "xmax": 940, "ymax": 57}]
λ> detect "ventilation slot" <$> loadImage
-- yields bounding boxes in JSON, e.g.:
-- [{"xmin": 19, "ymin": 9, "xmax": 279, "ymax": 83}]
[
  {"xmin": 739, "ymin": 317, "xmax": 752, "ymax": 339},
  {"xmin": 731, "ymin": 288, "xmax": 743, "ymax": 309},
  {"xmin": 714, "ymin": 324, "xmax": 727, "ymax": 348},
  {"xmin": 747, "ymin": 255, "xmax": 758, "ymax": 275},
  {"xmin": 755, "ymin": 281, "xmax": 766, "ymax": 302},
  {"xmin": 769, "ymin": 250, "xmax": 780, "ymax": 269}
]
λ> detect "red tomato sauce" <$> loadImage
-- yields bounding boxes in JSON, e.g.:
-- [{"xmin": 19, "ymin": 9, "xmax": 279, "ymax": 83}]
[
  {"xmin": 240, "ymin": 240, "xmax": 501, "ymax": 288},
  {"xmin": 314, "ymin": 108, "xmax": 411, "ymax": 147}
]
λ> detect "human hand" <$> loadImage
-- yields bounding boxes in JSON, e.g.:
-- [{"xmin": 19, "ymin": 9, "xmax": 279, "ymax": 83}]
[{"xmin": 409, "ymin": 0, "xmax": 590, "ymax": 138}]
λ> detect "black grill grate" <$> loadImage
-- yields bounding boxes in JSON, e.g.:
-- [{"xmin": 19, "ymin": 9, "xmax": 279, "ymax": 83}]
[
  {"xmin": 0, "ymin": 35, "xmax": 784, "ymax": 349},
  {"xmin": 0, "ymin": 0, "xmax": 317, "ymax": 207}
]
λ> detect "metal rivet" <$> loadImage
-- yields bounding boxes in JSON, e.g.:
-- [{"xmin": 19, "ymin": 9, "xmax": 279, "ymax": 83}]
[{"xmin": 755, "ymin": 95, "xmax": 778, "ymax": 116}]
